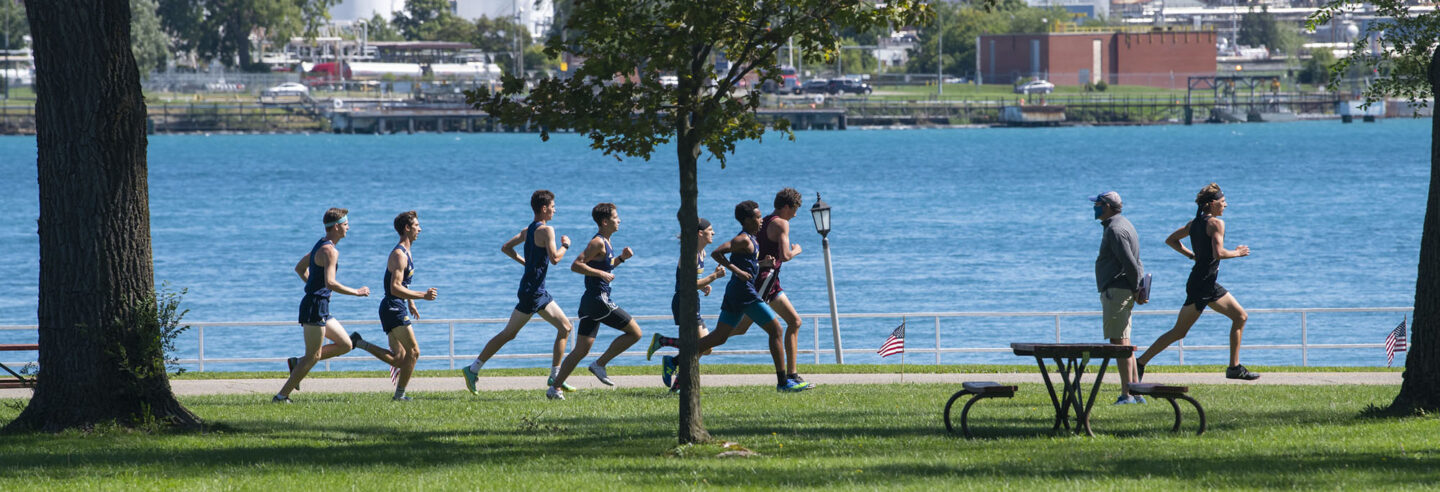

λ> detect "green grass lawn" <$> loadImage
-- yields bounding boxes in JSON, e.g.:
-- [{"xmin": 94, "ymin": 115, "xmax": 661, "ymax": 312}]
[{"xmin": 2, "ymin": 382, "xmax": 1435, "ymax": 490}]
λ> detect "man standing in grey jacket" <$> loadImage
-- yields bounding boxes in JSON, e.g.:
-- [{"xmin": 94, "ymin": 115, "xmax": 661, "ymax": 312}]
[{"xmin": 1092, "ymin": 191, "xmax": 1147, "ymax": 405}]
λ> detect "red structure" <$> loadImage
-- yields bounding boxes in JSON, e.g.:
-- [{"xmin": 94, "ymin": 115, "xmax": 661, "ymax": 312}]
[{"xmin": 977, "ymin": 29, "xmax": 1217, "ymax": 89}]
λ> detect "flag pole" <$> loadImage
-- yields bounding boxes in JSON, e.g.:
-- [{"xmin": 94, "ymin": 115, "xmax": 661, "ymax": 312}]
[{"xmin": 900, "ymin": 316, "xmax": 906, "ymax": 383}]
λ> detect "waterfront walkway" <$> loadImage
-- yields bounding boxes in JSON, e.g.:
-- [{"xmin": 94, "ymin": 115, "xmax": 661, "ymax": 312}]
[{"xmin": 0, "ymin": 371, "xmax": 1401, "ymax": 398}]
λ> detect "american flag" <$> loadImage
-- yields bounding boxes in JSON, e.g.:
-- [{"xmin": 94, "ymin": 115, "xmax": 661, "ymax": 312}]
[
  {"xmin": 1385, "ymin": 318, "xmax": 1408, "ymax": 367},
  {"xmin": 878, "ymin": 321, "xmax": 906, "ymax": 358},
  {"xmin": 390, "ymin": 366, "xmax": 401, "ymax": 385}
]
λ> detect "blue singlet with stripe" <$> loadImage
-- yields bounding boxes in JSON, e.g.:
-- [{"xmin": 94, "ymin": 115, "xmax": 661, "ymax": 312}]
[{"xmin": 517, "ymin": 221, "xmax": 551, "ymax": 298}]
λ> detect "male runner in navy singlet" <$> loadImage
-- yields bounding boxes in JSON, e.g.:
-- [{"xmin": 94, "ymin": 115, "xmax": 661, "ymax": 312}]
[
  {"xmin": 274, "ymin": 208, "xmax": 370, "ymax": 403},
  {"xmin": 546, "ymin": 203, "xmax": 640, "ymax": 400},
  {"xmin": 462, "ymin": 190, "xmax": 576, "ymax": 394},
  {"xmin": 349, "ymin": 211, "xmax": 439, "ymax": 401}
]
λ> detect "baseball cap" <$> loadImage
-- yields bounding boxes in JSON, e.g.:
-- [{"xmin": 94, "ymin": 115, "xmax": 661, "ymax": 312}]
[{"xmin": 1089, "ymin": 191, "xmax": 1122, "ymax": 209}]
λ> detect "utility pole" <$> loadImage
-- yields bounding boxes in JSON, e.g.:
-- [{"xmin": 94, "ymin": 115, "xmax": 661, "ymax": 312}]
[
  {"xmin": 936, "ymin": 10, "xmax": 943, "ymax": 99},
  {"xmin": 2, "ymin": 0, "xmax": 10, "ymax": 100}
]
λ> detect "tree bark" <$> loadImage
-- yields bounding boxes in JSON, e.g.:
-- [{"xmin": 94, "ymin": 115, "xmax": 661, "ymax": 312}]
[
  {"xmin": 1387, "ymin": 49, "xmax": 1440, "ymax": 414},
  {"xmin": 5, "ymin": 0, "xmax": 198, "ymax": 433},
  {"xmin": 675, "ymin": 113, "xmax": 709, "ymax": 445}
]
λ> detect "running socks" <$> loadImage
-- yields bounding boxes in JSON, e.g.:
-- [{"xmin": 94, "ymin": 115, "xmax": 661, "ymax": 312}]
[
  {"xmin": 393, "ymin": 387, "xmax": 406, "ymax": 399},
  {"xmin": 776, "ymin": 371, "xmax": 788, "ymax": 385},
  {"xmin": 658, "ymin": 335, "xmax": 679, "ymax": 348},
  {"xmin": 468, "ymin": 358, "xmax": 486, "ymax": 373},
  {"xmin": 549, "ymin": 366, "xmax": 561, "ymax": 380}
]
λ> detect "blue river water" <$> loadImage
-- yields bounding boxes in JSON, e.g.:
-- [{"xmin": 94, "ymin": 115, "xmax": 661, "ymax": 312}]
[{"xmin": 0, "ymin": 119, "xmax": 1427, "ymax": 370}]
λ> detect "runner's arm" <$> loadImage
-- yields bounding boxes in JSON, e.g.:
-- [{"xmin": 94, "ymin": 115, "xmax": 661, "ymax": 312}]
[
  {"xmin": 612, "ymin": 247, "xmax": 633, "ymax": 267},
  {"xmin": 386, "ymin": 249, "xmax": 431, "ymax": 300},
  {"xmin": 294, "ymin": 254, "xmax": 309, "ymax": 282},
  {"xmin": 501, "ymin": 230, "xmax": 526, "ymax": 266},
  {"xmin": 772, "ymin": 219, "xmax": 801, "ymax": 261},
  {"xmin": 1209, "ymin": 219, "xmax": 1250, "ymax": 259},
  {"xmin": 318, "ymin": 246, "xmax": 368, "ymax": 297},
  {"xmin": 570, "ymin": 237, "xmax": 612, "ymax": 280},
  {"xmin": 537, "ymin": 226, "xmax": 569, "ymax": 264},
  {"xmin": 1166, "ymin": 222, "xmax": 1194, "ymax": 260}
]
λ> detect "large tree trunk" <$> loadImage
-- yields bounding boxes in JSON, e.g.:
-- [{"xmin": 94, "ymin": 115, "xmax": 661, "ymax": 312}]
[
  {"xmin": 675, "ymin": 119, "xmax": 709, "ymax": 445},
  {"xmin": 1387, "ymin": 49, "xmax": 1440, "ymax": 414},
  {"xmin": 6, "ymin": 0, "xmax": 198, "ymax": 433}
]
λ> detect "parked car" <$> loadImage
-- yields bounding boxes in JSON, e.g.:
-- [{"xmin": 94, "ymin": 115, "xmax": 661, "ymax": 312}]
[
  {"xmin": 800, "ymin": 79, "xmax": 830, "ymax": 94},
  {"xmin": 262, "ymin": 82, "xmax": 310, "ymax": 97},
  {"xmin": 827, "ymin": 78, "xmax": 872, "ymax": 95},
  {"xmin": 1014, "ymin": 79, "xmax": 1054, "ymax": 95}
]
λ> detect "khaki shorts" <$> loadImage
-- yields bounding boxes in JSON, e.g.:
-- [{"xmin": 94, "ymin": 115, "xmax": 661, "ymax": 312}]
[{"xmin": 1100, "ymin": 287, "xmax": 1135, "ymax": 340}]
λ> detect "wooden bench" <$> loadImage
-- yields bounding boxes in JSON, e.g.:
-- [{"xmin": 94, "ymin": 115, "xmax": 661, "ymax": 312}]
[
  {"xmin": 1129, "ymin": 383, "xmax": 1206, "ymax": 435},
  {"xmin": 944, "ymin": 381, "xmax": 1018, "ymax": 438},
  {"xmin": 0, "ymin": 344, "xmax": 38, "ymax": 389}
]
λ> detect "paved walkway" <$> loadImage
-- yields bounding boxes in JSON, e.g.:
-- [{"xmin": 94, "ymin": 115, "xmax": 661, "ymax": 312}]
[{"xmin": 0, "ymin": 371, "xmax": 1402, "ymax": 398}]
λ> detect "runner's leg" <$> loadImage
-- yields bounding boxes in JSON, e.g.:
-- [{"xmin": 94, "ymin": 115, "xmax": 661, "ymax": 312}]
[
  {"xmin": 278, "ymin": 323, "xmax": 325, "ymax": 397},
  {"xmin": 1206, "ymin": 293, "xmax": 1249, "ymax": 367},
  {"xmin": 537, "ymin": 301, "xmax": 573, "ymax": 368},
  {"xmin": 1136, "ymin": 305, "xmax": 1203, "ymax": 366}
]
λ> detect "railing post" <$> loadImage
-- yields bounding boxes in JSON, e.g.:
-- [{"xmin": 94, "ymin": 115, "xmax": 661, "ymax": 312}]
[
  {"xmin": 1301, "ymin": 311, "xmax": 1308, "ymax": 367},
  {"xmin": 198, "ymin": 324, "xmax": 205, "ymax": 372},
  {"xmin": 449, "ymin": 322, "xmax": 456, "ymax": 370},
  {"xmin": 1178, "ymin": 339, "xmax": 1185, "ymax": 365},
  {"xmin": 813, "ymin": 316, "xmax": 820, "ymax": 365},
  {"xmin": 1054, "ymin": 314, "xmax": 1061, "ymax": 343},
  {"xmin": 934, "ymin": 316, "xmax": 941, "ymax": 365}
]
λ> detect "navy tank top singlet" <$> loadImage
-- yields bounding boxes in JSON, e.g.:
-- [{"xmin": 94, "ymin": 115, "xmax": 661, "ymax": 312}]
[
  {"xmin": 383, "ymin": 244, "xmax": 413, "ymax": 301},
  {"xmin": 518, "ymin": 221, "xmax": 550, "ymax": 296},
  {"xmin": 583, "ymin": 234, "xmax": 614, "ymax": 297},
  {"xmin": 304, "ymin": 238, "xmax": 334, "ymax": 298},
  {"xmin": 722, "ymin": 232, "xmax": 761, "ymax": 303}
]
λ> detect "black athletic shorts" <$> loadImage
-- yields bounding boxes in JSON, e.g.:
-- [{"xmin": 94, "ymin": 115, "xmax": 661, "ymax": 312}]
[
  {"xmin": 577, "ymin": 293, "xmax": 633, "ymax": 337},
  {"xmin": 379, "ymin": 298, "xmax": 412, "ymax": 334},
  {"xmin": 298, "ymin": 294, "xmax": 330, "ymax": 325}
]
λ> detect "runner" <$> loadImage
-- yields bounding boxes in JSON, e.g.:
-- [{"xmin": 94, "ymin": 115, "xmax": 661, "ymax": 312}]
[
  {"xmin": 645, "ymin": 214, "xmax": 727, "ymax": 392},
  {"xmin": 348, "ymin": 211, "xmax": 439, "ymax": 401},
  {"xmin": 661, "ymin": 200, "xmax": 810, "ymax": 392},
  {"xmin": 274, "ymin": 208, "xmax": 370, "ymax": 403},
  {"xmin": 461, "ymin": 190, "xmax": 576, "ymax": 394},
  {"xmin": 753, "ymin": 188, "xmax": 807, "ymax": 385},
  {"xmin": 1135, "ymin": 183, "xmax": 1259, "ymax": 381},
  {"xmin": 547, "ymin": 203, "xmax": 639, "ymax": 400}
]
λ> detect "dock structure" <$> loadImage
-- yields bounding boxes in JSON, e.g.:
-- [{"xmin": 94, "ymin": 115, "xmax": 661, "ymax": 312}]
[{"xmin": 326, "ymin": 101, "xmax": 849, "ymax": 133}]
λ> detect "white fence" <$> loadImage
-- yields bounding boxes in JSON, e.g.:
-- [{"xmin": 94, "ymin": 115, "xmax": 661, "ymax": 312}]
[{"xmin": 0, "ymin": 307, "xmax": 1411, "ymax": 371}]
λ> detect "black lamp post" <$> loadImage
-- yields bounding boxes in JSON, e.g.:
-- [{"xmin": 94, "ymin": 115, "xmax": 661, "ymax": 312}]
[{"xmin": 810, "ymin": 193, "xmax": 843, "ymax": 363}]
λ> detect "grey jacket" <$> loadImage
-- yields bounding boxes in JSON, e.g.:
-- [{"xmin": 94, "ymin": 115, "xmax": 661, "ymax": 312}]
[{"xmin": 1096, "ymin": 214, "xmax": 1144, "ymax": 292}]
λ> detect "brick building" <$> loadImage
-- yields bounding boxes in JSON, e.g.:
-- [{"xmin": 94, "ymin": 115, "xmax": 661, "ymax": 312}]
[{"xmin": 977, "ymin": 29, "xmax": 1217, "ymax": 89}]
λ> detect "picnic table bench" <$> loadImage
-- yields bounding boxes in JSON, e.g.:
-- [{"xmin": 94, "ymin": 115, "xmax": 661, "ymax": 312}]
[
  {"xmin": 1011, "ymin": 342, "xmax": 1134, "ymax": 437},
  {"xmin": 0, "ymin": 344, "xmax": 38, "ymax": 389}
]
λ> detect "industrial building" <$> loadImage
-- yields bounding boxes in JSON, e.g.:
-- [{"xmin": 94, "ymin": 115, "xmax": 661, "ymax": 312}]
[{"xmin": 977, "ymin": 27, "xmax": 1217, "ymax": 89}]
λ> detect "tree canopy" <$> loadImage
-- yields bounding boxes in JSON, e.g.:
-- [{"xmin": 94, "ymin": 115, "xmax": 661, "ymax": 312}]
[
  {"xmin": 470, "ymin": 0, "xmax": 929, "ymax": 443},
  {"xmin": 905, "ymin": 0, "xmax": 1065, "ymax": 76},
  {"xmin": 157, "ymin": 0, "xmax": 338, "ymax": 70}
]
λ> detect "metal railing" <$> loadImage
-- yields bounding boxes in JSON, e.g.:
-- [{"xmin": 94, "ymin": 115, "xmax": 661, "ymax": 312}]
[{"xmin": 0, "ymin": 307, "xmax": 1411, "ymax": 371}]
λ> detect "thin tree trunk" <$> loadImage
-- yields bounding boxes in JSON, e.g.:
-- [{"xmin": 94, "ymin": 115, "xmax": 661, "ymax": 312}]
[
  {"xmin": 6, "ymin": 0, "xmax": 198, "ymax": 433},
  {"xmin": 676, "ymin": 119, "xmax": 709, "ymax": 444},
  {"xmin": 1387, "ymin": 48, "xmax": 1440, "ymax": 414}
]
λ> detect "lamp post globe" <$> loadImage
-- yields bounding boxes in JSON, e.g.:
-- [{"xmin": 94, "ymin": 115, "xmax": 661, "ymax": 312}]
[{"xmin": 810, "ymin": 193, "xmax": 831, "ymax": 237}]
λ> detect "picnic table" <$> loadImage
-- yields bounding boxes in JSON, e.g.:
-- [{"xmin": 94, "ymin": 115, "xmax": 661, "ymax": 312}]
[
  {"xmin": 1011, "ymin": 342, "xmax": 1134, "ymax": 437},
  {"xmin": 0, "ymin": 344, "xmax": 38, "ymax": 389}
]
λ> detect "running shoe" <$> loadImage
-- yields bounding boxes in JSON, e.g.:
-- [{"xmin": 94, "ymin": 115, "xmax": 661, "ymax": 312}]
[
  {"xmin": 272, "ymin": 395, "xmax": 291, "ymax": 404},
  {"xmin": 1225, "ymin": 364, "xmax": 1261, "ymax": 380},
  {"xmin": 392, "ymin": 395, "xmax": 412, "ymax": 402},
  {"xmin": 287, "ymin": 357, "xmax": 300, "ymax": 391},
  {"xmin": 646, "ymin": 333, "xmax": 664, "ymax": 361},
  {"xmin": 546, "ymin": 386, "xmax": 565, "ymax": 400},
  {"xmin": 547, "ymin": 376, "xmax": 577, "ymax": 392},
  {"xmin": 661, "ymin": 355, "xmax": 677, "ymax": 388},
  {"xmin": 461, "ymin": 366, "xmax": 479, "ymax": 395},
  {"xmin": 588, "ymin": 363, "xmax": 615, "ymax": 386},
  {"xmin": 777, "ymin": 379, "xmax": 809, "ymax": 393},
  {"xmin": 349, "ymin": 331, "xmax": 365, "ymax": 349},
  {"xmin": 1136, "ymin": 362, "xmax": 1146, "ymax": 382},
  {"xmin": 1133, "ymin": 395, "xmax": 1147, "ymax": 404},
  {"xmin": 669, "ymin": 381, "xmax": 681, "ymax": 394},
  {"xmin": 790, "ymin": 373, "xmax": 806, "ymax": 384},
  {"xmin": 1113, "ymin": 395, "xmax": 1138, "ymax": 405}
]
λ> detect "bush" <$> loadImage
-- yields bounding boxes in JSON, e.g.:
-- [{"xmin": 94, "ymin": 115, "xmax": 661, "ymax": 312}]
[{"xmin": 1095, "ymin": 80, "xmax": 1108, "ymax": 92}]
